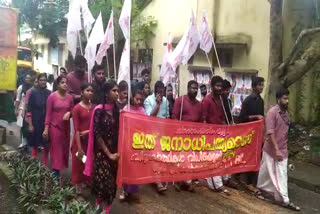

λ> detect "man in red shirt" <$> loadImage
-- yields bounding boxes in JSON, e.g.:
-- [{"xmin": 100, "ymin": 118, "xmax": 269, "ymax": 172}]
[
  {"xmin": 67, "ymin": 55, "xmax": 88, "ymax": 104},
  {"xmin": 202, "ymin": 76, "xmax": 230, "ymax": 195},
  {"xmin": 256, "ymin": 88, "xmax": 300, "ymax": 211},
  {"xmin": 172, "ymin": 80, "xmax": 201, "ymax": 122},
  {"xmin": 172, "ymin": 80, "xmax": 201, "ymax": 192}
]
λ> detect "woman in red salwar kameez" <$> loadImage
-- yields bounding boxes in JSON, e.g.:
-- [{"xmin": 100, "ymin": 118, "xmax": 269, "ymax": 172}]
[
  {"xmin": 43, "ymin": 76, "xmax": 73, "ymax": 177},
  {"xmin": 71, "ymin": 83, "xmax": 94, "ymax": 186}
]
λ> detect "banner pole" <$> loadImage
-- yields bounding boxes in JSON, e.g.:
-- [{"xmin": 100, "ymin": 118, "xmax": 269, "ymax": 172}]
[
  {"xmin": 78, "ymin": 32, "xmax": 83, "ymax": 56},
  {"xmin": 205, "ymin": 52, "xmax": 214, "ymax": 76},
  {"xmin": 113, "ymin": 44, "xmax": 117, "ymax": 80},
  {"xmin": 106, "ymin": 51, "xmax": 110, "ymax": 79},
  {"xmin": 227, "ymin": 100, "xmax": 235, "ymax": 124},
  {"xmin": 179, "ymin": 95, "xmax": 184, "ymax": 121},
  {"xmin": 212, "ymin": 39, "xmax": 222, "ymax": 74},
  {"xmin": 220, "ymin": 95, "xmax": 230, "ymax": 125}
]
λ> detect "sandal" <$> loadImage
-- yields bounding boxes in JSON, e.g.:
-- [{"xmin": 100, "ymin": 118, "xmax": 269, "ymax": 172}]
[
  {"xmin": 284, "ymin": 202, "xmax": 300, "ymax": 211},
  {"xmin": 156, "ymin": 183, "xmax": 167, "ymax": 193},
  {"xmin": 215, "ymin": 187, "xmax": 231, "ymax": 196},
  {"xmin": 254, "ymin": 190, "xmax": 265, "ymax": 200}
]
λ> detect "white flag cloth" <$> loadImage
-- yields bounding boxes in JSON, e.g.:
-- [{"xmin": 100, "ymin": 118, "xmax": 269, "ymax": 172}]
[
  {"xmin": 85, "ymin": 12, "xmax": 105, "ymax": 82},
  {"xmin": 80, "ymin": 0, "xmax": 95, "ymax": 39},
  {"xmin": 160, "ymin": 34, "xmax": 175, "ymax": 85},
  {"xmin": 96, "ymin": 11, "xmax": 114, "ymax": 65},
  {"xmin": 168, "ymin": 10, "xmax": 200, "ymax": 71},
  {"xmin": 67, "ymin": 1, "xmax": 82, "ymax": 58},
  {"xmin": 117, "ymin": 40, "xmax": 130, "ymax": 84},
  {"xmin": 119, "ymin": 0, "xmax": 131, "ymax": 39},
  {"xmin": 200, "ymin": 10, "xmax": 213, "ymax": 53}
]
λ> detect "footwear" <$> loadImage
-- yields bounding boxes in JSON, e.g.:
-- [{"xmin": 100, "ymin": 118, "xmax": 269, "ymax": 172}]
[
  {"xmin": 119, "ymin": 189, "xmax": 127, "ymax": 201},
  {"xmin": 283, "ymin": 202, "xmax": 300, "ymax": 211},
  {"xmin": 214, "ymin": 187, "xmax": 231, "ymax": 196},
  {"xmin": 254, "ymin": 190, "xmax": 265, "ymax": 200},
  {"xmin": 156, "ymin": 183, "xmax": 167, "ymax": 193},
  {"xmin": 193, "ymin": 179, "xmax": 200, "ymax": 185}
]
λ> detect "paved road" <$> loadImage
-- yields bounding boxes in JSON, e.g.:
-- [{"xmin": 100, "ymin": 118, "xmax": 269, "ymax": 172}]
[{"xmin": 1, "ymin": 122, "xmax": 320, "ymax": 214}]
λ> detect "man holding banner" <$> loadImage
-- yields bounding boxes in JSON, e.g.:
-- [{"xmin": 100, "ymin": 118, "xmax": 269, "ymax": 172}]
[
  {"xmin": 144, "ymin": 80, "xmax": 169, "ymax": 193},
  {"xmin": 172, "ymin": 80, "xmax": 202, "ymax": 191},
  {"xmin": 202, "ymin": 76, "xmax": 230, "ymax": 195}
]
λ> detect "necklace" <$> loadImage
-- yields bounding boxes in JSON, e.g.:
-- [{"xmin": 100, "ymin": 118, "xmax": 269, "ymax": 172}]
[{"xmin": 80, "ymin": 101, "xmax": 92, "ymax": 112}]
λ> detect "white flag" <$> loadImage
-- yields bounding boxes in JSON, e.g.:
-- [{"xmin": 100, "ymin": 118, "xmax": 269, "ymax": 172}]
[
  {"xmin": 117, "ymin": 40, "xmax": 130, "ymax": 84},
  {"xmin": 168, "ymin": 10, "xmax": 200, "ymax": 71},
  {"xmin": 85, "ymin": 12, "xmax": 105, "ymax": 82},
  {"xmin": 96, "ymin": 11, "xmax": 114, "ymax": 65},
  {"xmin": 200, "ymin": 10, "xmax": 213, "ymax": 53},
  {"xmin": 67, "ymin": 1, "xmax": 82, "ymax": 58},
  {"xmin": 80, "ymin": 0, "xmax": 95, "ymax": 39},
  {"xmin": 160, "ymin": 33, "xmax": 175, "ymax": 85},
  {"xmin": 119, "ymin": 0, "xmax": 131, "ymax": 39}
]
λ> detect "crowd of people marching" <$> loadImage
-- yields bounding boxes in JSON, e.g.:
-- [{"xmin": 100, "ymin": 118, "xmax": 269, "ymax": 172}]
[{"xmin": 13, "ymin": 54, "xmax": 300, "ymax": 213}]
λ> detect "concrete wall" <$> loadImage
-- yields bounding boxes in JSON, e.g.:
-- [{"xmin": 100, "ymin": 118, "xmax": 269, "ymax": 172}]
[{"xmin": 143, "ymin": 0, "xmax": 270, "ymax": 96}]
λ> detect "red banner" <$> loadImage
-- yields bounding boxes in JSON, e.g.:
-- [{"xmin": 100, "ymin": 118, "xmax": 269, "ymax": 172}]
[{"xmin": 117, "ymin": 112, "xmax": 264, "ymax": 186}]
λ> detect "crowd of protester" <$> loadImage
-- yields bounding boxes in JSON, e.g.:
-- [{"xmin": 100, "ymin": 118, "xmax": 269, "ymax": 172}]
[{"xmin": 13, "ymin": 55, "xmax": 300, "ymax": 213}]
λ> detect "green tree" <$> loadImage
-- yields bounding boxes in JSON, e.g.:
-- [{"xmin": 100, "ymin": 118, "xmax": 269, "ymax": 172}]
[{"xmin": 12, "ymin": 0, "xmax": 68, "ymax": 47}]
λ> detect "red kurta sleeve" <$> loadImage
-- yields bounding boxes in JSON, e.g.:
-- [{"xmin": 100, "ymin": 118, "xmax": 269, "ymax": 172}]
[
  {"xmin": 45, "ymin": 93, "xmax": 54, "ymax": 126},
  {"xmin": 201, "ymin": 96, "xmax": 210, "ymax": 122},
  {"xmin": 72, "ymin": 105, "xmax": 81, "ymax": 132},
  {"xmin": 172, "ymin": 96, "xmax": 182, "ymax": 120}
]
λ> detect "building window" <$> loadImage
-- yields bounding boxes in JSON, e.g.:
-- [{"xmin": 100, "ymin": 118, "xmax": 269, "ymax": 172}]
[
  {"xmin": 225, "ymin": 72, "xmax": 256, "ymax": 116},
  {"xmin": 217, "ymin": 48, "xmax": 233, "ymax": 67},
  {"xmin": 138, "ymin": 49, "xmax": 153, "ymax": 63}
]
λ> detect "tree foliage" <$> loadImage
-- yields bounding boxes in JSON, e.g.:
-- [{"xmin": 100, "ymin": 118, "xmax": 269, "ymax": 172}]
[
  {"xmin": 12, "ymin": 0, "xmax": 68, "ymax": 47},
  {"xmin": 89, "ymin": 0, "xmax": 157, "ymax": 47}
]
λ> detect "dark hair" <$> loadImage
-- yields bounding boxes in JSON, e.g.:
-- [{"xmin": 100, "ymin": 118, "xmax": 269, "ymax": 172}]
[
  {"xmin": 154, "ymin": 80, "xmax": 165, "ymax": 94},
  {"xmin": 56, "ymin": 75, "xmax": 67, "ymax": 86},
  {"xmin": 188, "ymin": 80, "xmax": 198, "ymax": 89},
  {"xmin": 167, "ymin": 83, "xmax": 173, "ymax": 89},
  {"xmin": 222, "ymin": 79, "xmax": 232, "ymax": 89},
  {"xmin": 74, "ymin": 55, "xmax": 87, "ymax": 67},
  {"xmin": 102, "ymin": 80, "xmax": 119, "ymax": 148},
  {"xmin": 60, "ymin": 67, "xmax": 67, "ymax": 73},
  {"xmin": 210, "ymin": 76, "xmax": 224, "ymax": 88},
  {"xmin": 80, "ymin": 83, "xmax": 93, "ymax": 91},
  {"xmin": 276, "ymin": 87, "xmax": 289, "ymax": 99},
  {"xmin": 200, "ymin": 84, "xmax": 207, "ymax": 89},
  {"xmin": 118, "ymin": 80, "xmax": 128, "ymax": 92},
  {"xmin": 130, "ymin": 89, "xmax": 143, "ymax": 105},
  {"xmin": 92, "ymin": 63, "xmax": 105, "ymax": 74},
  {"xmin": 252, "ymin": 76, "xmax": 265, "ymax": 88},
  {"xmin": 37, "ymin": 73, "xmax": 47, "ymax": 80},
  {"xmin": 141, "ymin": 69, "xmax": 150, "ymax": 76},
  {"xmin": 48, "ymin": 74, "xmax": 54, "ymax": 82}
]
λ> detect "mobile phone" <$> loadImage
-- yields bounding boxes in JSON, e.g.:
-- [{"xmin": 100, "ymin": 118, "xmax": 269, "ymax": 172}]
[{"xmin": 76, "ymin": 152, "xmax": 87, "ymax": 163}]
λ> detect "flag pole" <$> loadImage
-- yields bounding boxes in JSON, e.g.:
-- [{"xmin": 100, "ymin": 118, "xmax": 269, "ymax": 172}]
[
  {"xmin": 78, "ymin": 32, "xmax": 83, "ymax": 55},
  {"xmin": 205, "ymin": 52, "xmax": 214, "ymax": 76},
  {"xmin": 106, "ymin": 51, "xmax": 110, "ymax": 79},
  {"xmin": 111, "ymin": 10, "xmax": 117, "ymax": 81},
  {"xmin": 113, "ymin": 44, "xmax": 117, "ymax": 80},
  {"xmin": 212, "ymin": 39, "xmax": 222, "ymax": 73},
  {"xmin": 220, "ymin": 95, "xmax": 230, "ymax": 125},
  {"xmin": 179, "ymin": 95, "xmax": 184, "ymax": 120},
  {"xmin": 227, "ymin": 99, "xmax": 235, "ymax": 124}
]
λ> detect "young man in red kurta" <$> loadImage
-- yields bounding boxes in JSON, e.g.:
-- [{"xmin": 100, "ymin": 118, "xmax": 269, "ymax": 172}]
[
  {"xmin": 202, "ymin": 76, "xmax": 230, "ymax": 195},
  {"xmin": 172, "ymin": 80, "xmax": 201, "ymax": 192}
]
